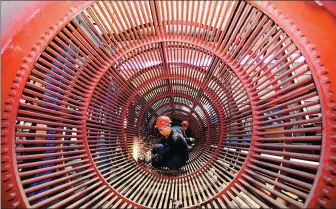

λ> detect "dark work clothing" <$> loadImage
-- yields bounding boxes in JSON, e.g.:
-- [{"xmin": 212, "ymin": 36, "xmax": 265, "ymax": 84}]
[
  {"xmin": 176, "ymin": 128, "xmax": 193, "ymax": 146},
  {"xmin": 152, "ymin": 130, "xmax": 189, "ymax": 169},
  {"xmin": 152, "ymin": 144, "xmax": 185, "ymax": 169}
]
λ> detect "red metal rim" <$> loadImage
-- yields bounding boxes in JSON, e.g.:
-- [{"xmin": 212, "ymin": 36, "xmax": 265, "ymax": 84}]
[
  {"xmin": 248, "ymin": 2, "xmax": 336, "ymax": 207},
  {"xmin": 1, "ymin": 1, "xmax": 335, "ymax": 208}
]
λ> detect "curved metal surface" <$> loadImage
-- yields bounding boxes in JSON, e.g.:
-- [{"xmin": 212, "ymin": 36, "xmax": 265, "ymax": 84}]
[{"xmin": 2, "ymin": 1, "xmax": 336, "ymax": 208}]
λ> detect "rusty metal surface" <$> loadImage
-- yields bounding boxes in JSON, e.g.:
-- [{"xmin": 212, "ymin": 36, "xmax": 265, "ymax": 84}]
[{"xmin": 1, "ymin": 1, "xmax": 336, "ymax": 208}]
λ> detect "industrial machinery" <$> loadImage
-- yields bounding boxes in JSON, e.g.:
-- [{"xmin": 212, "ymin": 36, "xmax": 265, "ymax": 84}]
[{"xmin": 2, "ymin": 1, "xmax": 336, "ymax": 208}]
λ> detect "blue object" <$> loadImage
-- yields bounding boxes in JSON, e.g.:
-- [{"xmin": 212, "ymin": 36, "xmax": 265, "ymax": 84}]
[
  {"xmin": 171, "ymin": 126, "xmax": 181, "ymax": 131},
  {"xmin": 265, "ymin": 108, "xmax": 283, "ymax": 126},
  {"xmin": 28, "ymin": 42, "xmax": 77, "ymax": 204},
  {"xmin": 153, "ymin": 144, "xmax": 167, "ymax": 154}
]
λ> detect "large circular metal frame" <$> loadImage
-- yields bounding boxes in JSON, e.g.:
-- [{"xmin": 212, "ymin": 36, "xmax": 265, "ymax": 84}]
[{"xmin": 2, "ymin": 1, "xmax": 336, "ymax": 208}]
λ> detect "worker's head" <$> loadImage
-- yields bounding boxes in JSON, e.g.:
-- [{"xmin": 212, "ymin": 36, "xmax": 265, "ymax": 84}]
[
  {"xmin": 181, "ymin": 120, "xmax": 189, "ymax": 131},
  {"xmin": 156, "ymin": 116, "xmax": 172, "ymax": 137}
]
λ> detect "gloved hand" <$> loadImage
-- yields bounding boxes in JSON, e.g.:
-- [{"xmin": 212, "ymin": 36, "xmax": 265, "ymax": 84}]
[
  {"xmin": 189, "ymin": 137, "xmax": 195, "ymax": 143},
  {"xmin": 144, "ymin": 152, "xmax": 152, "ymax": 163},
  {"xmin": 188, "ymin": 146, "xmax": 193, "ymax": 152},
  {"xmin": 138, "ymin": 155, "xmax": 145, "ymax": 162}
]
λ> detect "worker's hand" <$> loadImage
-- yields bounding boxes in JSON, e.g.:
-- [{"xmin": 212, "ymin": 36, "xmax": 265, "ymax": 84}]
[
  {"xmin": 189, "ymin": 137, "xmax": 195, "ymax": 143},
  {"xmin": 188, "ymin": 146, "xmax": 193, "ymax": 152},
  {"xmin": 138, "ymin": 155, "xmax": 145, "ymax": 162}
]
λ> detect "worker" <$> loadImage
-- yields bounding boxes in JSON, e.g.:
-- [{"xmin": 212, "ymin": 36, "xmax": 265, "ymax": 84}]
[
  {"xmin": 177, "ymin": 121, "xmax": 195, "ymax": 149},
  {"xmin": 151, "ymin": 116, "xmax": 189, "ymax": 170}
]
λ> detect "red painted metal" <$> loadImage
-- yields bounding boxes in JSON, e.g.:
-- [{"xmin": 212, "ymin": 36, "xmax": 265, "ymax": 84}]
[{"xmin": 2, "ymin": 1, "xmax": 336, "ymax": 208}]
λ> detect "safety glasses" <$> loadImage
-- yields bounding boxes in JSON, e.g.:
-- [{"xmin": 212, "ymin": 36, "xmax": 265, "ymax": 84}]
[{"xmin": 158, "ymin": 124, "xmax": 171, "ymax": 132}]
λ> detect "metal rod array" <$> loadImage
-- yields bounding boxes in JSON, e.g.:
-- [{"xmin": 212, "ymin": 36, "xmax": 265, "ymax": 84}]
[{"xmin": 3, "ymin": 1, "xmax": 329, "ymax": 208}]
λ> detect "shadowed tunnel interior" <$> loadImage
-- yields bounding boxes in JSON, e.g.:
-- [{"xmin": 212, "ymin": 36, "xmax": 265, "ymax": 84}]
[{"xmin": 2, "ymin": 1, "xmax": 336, "ymax": 209}]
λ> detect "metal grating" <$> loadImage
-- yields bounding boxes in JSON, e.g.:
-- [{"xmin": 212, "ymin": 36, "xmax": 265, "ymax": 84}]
[{"xmin": 2, "ymin": 1, "xmax": 335, "ymax": 209}]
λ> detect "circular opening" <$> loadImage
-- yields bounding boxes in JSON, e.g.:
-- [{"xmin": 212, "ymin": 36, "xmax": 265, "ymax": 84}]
[{"xmin": 87, "ymin": 47, "xmax": 251, "ymax": 179}]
